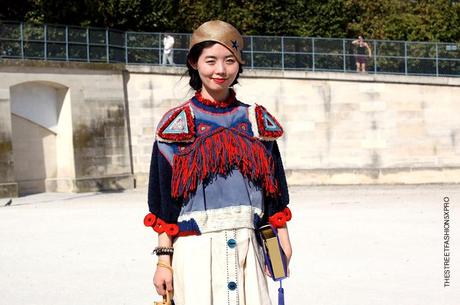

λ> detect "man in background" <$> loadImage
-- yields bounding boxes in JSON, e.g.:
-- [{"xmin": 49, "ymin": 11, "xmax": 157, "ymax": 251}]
[{"xmin": 162, "ymin": 34, "xmax": 175, "ymax": 65}]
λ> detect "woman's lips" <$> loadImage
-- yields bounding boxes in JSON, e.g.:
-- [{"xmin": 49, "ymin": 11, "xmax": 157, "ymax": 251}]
[{"xmin": 212, "ymin": 78, "xmax": 226, "ymax": 84}]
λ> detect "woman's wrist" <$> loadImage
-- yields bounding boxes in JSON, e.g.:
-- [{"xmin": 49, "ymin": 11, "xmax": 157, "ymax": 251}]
[
  {"xmin": 157, "ymin": 261, "xmax": 174, "ymax": 273},
  {"xmin": 283, "ymin": 247, "xmax": 292, "ymax": 259},
  {"xmin": 152, "ymin": 246, "xmax": 174, "ymax": 256},
  {"xmin": 277, "ymin": 227, "xmax": 292, "ymax": 260},
  {"xmin": 158, "ymin": 254, "xmax": 172, "ymax": 264}
]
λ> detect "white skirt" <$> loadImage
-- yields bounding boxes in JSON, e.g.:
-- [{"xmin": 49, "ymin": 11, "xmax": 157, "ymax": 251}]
[{"xmin": 172, "ymin": 228, "xmax": 272, "ymax": 305}]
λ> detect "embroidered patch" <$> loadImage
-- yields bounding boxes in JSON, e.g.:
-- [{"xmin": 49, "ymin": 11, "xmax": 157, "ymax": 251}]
[
  {"xmin": 164, "ymin": 110, "xmax": 188, "ymax": 134},
  {"xmin": 263, "ymin": 112, "xmax": 281, "ymax": 132},
  {"xmin": 157, "ymin": 105, "xmax": 195, "ymax": 142},
  {"xmin": 252, "ymin": 104, "xmax": 283, "ymax": 140}
]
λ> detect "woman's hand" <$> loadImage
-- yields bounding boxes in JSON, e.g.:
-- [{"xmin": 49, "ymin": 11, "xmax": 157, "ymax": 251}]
[
  {"xmin": 153, "ymin": 264, "xmax": 173, "ymax": 296},
  {"xmin": 153, "ymin": 232, "xmax": 174, "ymax": 296}
]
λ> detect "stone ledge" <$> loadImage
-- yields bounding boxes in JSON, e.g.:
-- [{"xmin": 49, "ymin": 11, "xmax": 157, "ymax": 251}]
[
  {"xmin": 126, "ymin": 64, "xmax": 186, "ymax": 75},
  {"xmin": 241, "ymin": 70, "xmax": 460, "ymax": 86},
  {"xmin": 125, "ymin": 64, "xmax": 460, "ymax": 86},
  {"xmin": 133, "ymin": 173, "xmax": 149, "ymax": 188},
  {"xmin": 2, "ymin": 60, "xmax": 457, "ymax": 86},
  {"xmin": 0, "ymin": 182, "xmax": 18, "ymax": 197},
  {"xmin": 74, "ymin": 174, "xmax": 135, "ymax": 192},
  {"xmin": 287, "ymin": 167, "xmax": 460, "ymax": 185},
  {"xmin": 0, "ymin": 59, "xmax": 125, "ymax": 72}
]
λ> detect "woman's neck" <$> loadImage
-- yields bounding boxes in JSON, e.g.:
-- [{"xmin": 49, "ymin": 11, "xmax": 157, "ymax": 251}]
[
  {"xmin": 201, "ymin": 87, "xmax": 229, "ymax": 103},
  {"xmin": 194, "ymin": 88, "xmax": 236, "ymax": 109}
]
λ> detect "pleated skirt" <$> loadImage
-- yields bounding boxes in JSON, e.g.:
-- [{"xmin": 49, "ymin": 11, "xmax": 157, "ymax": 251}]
[{"xmin": 172, "ymin": 228, "xmax": 272, "ymax": 305}]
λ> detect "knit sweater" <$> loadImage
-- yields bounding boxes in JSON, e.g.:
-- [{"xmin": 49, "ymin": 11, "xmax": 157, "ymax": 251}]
[{"xmin": 144, "ymin": 90, "xmax": 291, "ymax": 236}]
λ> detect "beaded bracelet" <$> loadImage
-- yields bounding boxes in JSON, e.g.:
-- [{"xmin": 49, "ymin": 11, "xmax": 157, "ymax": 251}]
[{"xmin": 152, "ymin": 247, "xmax": 174, "ymax": 256}]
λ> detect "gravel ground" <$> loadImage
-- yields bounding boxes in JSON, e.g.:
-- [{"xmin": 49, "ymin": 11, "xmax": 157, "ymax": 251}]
[{"xmin": 0, "ymin": 184, "xmax": 459, "ymax": 305}]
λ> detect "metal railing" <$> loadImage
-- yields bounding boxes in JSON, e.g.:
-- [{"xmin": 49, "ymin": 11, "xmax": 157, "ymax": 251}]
[{"xmin": 1, "ymin": 21, "xmax": 459, "ymax": 77}]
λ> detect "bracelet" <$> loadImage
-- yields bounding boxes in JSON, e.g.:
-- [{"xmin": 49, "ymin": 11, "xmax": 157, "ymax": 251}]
[
  {"xmin": 152, "ymin": 247, "xmax": 174, "ymax": 256},
  {"xmin": 157, "ymin": 261, "xmax": 174, "ymax": 273}
]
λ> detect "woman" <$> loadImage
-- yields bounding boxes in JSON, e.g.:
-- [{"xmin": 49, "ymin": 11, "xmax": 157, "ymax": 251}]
[
  {"xmin": 352, "ymin": 35, "xmax": 372, "ymax": 72},
  {"xmin": 143, "ymin": 20, "xmax": 292, "ymax": 305}
]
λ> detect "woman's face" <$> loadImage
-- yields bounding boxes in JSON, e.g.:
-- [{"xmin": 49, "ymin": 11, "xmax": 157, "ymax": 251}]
[{"xmin": 193, "ymin": 43, "xmax": 240, "ymax": 95}]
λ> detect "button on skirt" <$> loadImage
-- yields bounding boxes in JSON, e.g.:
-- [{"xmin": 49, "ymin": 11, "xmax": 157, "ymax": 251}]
[{"xmin": 172, "ymin": 228, "xmax": 272, "ymax": 305}]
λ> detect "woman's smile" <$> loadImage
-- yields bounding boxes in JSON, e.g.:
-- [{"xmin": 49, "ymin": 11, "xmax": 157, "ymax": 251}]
[{"xmin": 212, "ymin": 78, "xmax": 226, "ymax": 84}]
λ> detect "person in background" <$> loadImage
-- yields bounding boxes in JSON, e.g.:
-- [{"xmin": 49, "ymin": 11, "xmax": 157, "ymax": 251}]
[
  {"xmin": 162, "ymin": 34, "xmax": 175, "ymax": 65},
  {"xmin": 352, "ymin": 35, "xmax": 372, "ymax": 72}
]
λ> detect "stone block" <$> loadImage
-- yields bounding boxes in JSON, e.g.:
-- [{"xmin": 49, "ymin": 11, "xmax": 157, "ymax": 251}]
[
  {"xmin": 360, "ymin": 101, "xmax": 387, "ymax": 112},
  {"xmin": 0, "ymin": 182, "xmax": 18, "ymax": 197},
  {"xmin": 74, "ymin": 174, "xmax": 134, "ymax": 192}
]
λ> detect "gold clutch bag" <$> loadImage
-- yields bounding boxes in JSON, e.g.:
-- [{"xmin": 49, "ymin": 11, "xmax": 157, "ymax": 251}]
[{"xmin": 258, "ymin": 224, "xmax": 288, "ymax": 281}]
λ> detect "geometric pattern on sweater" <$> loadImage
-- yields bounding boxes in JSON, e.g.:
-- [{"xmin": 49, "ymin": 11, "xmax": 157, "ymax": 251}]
[
  {"xmin": 157, "ymin": 103, "xmax": 195, "ymax": 143},
  {"xmin": 263, "ymin": 111, "xmax": 281, "ymax": 132},
  {"xmin": 158, "ymin": 97, "xmax": 253, "ymax": 163},
  {"xmin": 147, "ymin": 93, "xmax": 291, "ymax": 237},
  {"xmin": 248, "ymin": 104, "xmax": 283, "ymax": 141},
  {"xmin": 164, "ymin": 110, "xmax": 189, "ymax": 134}
]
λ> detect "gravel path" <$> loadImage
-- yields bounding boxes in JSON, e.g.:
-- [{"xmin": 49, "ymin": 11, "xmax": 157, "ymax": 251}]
[{"xmin": 0, "ymin": 185, "xmax": 458, "ymax": 305}]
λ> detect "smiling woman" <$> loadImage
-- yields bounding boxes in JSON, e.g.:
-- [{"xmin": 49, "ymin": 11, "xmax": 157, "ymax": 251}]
[
  {"xmin": 144, "ymin": 20, "xmax": 292, "ymax": 305},
  {"xmin": 191, "ymin": 43, "xmax": 240, "ymax": 100}
]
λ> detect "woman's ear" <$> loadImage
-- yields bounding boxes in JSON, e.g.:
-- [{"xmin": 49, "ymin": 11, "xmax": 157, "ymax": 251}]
[{"xmin": 188, "ymin": 59, "xmax": 198, "ymax": 70}]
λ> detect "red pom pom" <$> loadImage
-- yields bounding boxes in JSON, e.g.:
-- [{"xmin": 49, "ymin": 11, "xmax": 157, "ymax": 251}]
[
  {"xmin": 165, "ymin": 224, "xmax": 179, "ymax": 236},
  {"xmin": 269, "ymin": 212, "xmax": 287, "ymax": 228},
  {"xmin": 283, "ymin": 207, "xmax": 292, "ymax": 221},
  {"xmin": 153, "ymin": 219, "xmax": 166, "ymax": 233},
  {"xmin": 143, "ymin": 213, "xmax": 157, "ymax": 227}
]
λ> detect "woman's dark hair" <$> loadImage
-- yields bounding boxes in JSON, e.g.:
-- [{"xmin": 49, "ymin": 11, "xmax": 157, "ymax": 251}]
[{"xmin": 186, "ymin": 41, "xmax": 243, "ymax": 90}]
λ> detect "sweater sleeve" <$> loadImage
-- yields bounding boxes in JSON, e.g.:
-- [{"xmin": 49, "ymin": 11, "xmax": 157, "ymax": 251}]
[
  {"xmin": 262, "ymin": 140, "xmax": 291, "ymax": 227},
  {"xmin": 272, "ymin": 140, "xmax": 289, "ymax": 207},
  {"xmin": 147, "ymin": 141, "xmax": 182, "ymax": 224}
]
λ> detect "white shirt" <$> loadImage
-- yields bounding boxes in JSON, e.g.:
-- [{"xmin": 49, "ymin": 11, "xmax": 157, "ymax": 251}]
[{"xmin": 163, "ymin": 36, "xmax": 175, "ymax": 54}]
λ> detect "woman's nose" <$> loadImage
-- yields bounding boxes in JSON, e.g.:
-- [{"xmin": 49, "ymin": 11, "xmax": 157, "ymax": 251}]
[{"xmin": 215, "ymin": 61, "xmax": 226, "ymax": 74}]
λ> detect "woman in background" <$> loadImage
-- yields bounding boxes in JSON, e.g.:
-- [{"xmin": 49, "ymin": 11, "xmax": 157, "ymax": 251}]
[{"xmin": 352, "ymin": 35, "xmax": 372, "ymax": 72}]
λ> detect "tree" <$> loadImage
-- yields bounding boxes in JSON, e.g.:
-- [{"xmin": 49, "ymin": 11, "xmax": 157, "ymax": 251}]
[{"xmin": 1, "ymin": 0, "xmax": 459, "ymax": 42}]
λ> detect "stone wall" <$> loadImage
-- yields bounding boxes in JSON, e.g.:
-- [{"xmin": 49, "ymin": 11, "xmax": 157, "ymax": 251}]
[
  {"xmin": 124, "ymin": 67, "xmax": 192, "ymax": 186},
  {"xmin": 0, "ymin": 61, "xmax": 134, "ymax": 196},
  {"xmin": 126, "ymin": 66, "xmax": 460, "ymax": 186},
  {"xmin": 0, "ymin": 89, "xmax": 16, "ymax": 197},
  {"xmin": 1, "ymin": 60, "xmax": 459, "ymax": 197}
]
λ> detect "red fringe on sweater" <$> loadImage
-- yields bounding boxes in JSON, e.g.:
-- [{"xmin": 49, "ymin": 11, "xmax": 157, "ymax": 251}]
[{"xmin": 171, "ymin": 127, "xmax": 279, "ymax": 200}]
